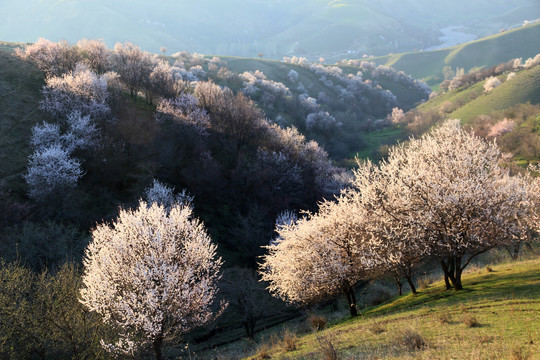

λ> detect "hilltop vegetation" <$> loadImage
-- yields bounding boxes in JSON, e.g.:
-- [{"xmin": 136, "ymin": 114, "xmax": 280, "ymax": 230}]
[{"xmin": 1, "ymin": 1, "xmax": 539, "ymax": 60}]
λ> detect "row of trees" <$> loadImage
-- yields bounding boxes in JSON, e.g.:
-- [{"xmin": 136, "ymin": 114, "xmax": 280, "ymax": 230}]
[
  {"xmin": 440, "ymin": 53, "xmax": 540, "ymax": 92},
  {"xmin": 260, "ymin": 120, "xmax": 539, "ymax": 316}
]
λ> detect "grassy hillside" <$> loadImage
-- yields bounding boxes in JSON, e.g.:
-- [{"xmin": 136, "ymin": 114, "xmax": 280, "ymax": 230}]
[
  {"xmin": 370, "ymin": 22, "xmax": 540, "ymax": 85},
  {"xmin": 416, "ymin": 65, "xmax": 540, "ymax": 123},
  {"xmin": 0, "ymin": 42, "xmax": 49, "ymax": 196},
  {"xmin": 448, "ymin": 67, "xmax": 540, "ymax": 122},
  {"xmin": 391, "ymin": 64, "xmax": 540, "ymax": 167},
  {"xmin": 217, "ymin": 56, "xmax": 423, "ymax": 110},
  {"xmin": 204, "ymin": 258, "xmax": 540, "ymax": 359}
]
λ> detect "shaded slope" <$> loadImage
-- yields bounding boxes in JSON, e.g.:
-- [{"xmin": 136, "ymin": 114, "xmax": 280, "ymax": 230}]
[{"xmin": 0, "ymin": 42, "xmax": 49, "ymax": 195}]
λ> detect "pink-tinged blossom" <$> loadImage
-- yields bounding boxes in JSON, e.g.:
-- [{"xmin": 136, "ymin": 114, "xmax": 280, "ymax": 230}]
[
  {"xmin": 76, "ymin": 39, "xmax": 111, "ymax": 74},
  {"xmin": 15, "ymin": 38, "xmax": 80, "ymax": 77},
  {"xmin": 361, "ymin": 119, "xmax": 539, "ymax": 290},
  {"xmin": 389, "ymin": 107, "xmax": 405, "ymax": 124},
  {"xmin": 156, "ymin": 94, "xmax": 210, "ymax": 134},
  {"xmin": 80, "ymin": 200, "xmax": 224, "ymax": 358},
  {"xmin": 260, "ymin": 196, "xmax": 373, "ymax": 317},
  {"xmin": 506, "ymin": 72, "xmax": 517, "ymax": 81},
  {"xmin": 487, "ymin": 118, "xmax": 516, "ymax": 138},
  {"xmin": 41, "ymin": 64, "xmax": 110, "ymax": 119},
  {"xmin": 524, "ymin": 53, "xmax": 540, "ymax": 69},
  {"xmin": 113, "ymin": 42, "xmax": 155, "ymax": 97},
  {"xmin": 483, "ymin": 76, "xmax": 502, "ymax": 92}
]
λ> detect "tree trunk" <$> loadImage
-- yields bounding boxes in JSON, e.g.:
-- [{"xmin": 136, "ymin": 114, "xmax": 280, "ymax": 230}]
[
  {"xmin": 344, "ymin": 282, "xmax": 358, "ymax": 317},
  {"xmin": 440, "ymin": 259, "xmax": 452, "ymax": 290},
  {"xmin": 153, "ymin": 336, "xmax": 163, "ymax": 360},
  {"xmin": 441, "ymin": 256, "xmax": 465, "ymax": 291},
  {"xmin": 394, "ymin": 276, "xmax": 403, "ymax": 296},
  {"xmin": 405, "ymin": 274, "xmax": 417, "ymax": 294},
  {"xmin": 443, "ymin": 272, "xmax": 451, "ymax": 290},
  {"xmin": 505, "ymin": 242, "xmax": 521, "ymax": 260},
  {"xmin": 331, "ymin": 298, "xmax": 339, "ymax": 312},
  {"xmin": 405, "ymin": 265, "xmax": 417, "ymax": 294},
  {"xmin": 244, "ymin": 320, "xmax": 256, "ymax": 340},
  {"xmin": 453, "ymin": 257, "xmax": 463, "ymax": 291}
]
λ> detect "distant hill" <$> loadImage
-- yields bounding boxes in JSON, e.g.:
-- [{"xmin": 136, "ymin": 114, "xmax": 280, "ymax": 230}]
[
  {"xmin": 1, "ymin": 0, "xmax": 539, "ymax": 61},
  {"xmin": 369, "ymin": 22, "xmax": 540, "ymax": 86}
]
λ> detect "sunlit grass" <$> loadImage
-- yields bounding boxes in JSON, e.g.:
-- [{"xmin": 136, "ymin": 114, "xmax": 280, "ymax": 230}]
[{"xmin": 202, "ymin": 258, "xmax": 539, "ymax": 359}]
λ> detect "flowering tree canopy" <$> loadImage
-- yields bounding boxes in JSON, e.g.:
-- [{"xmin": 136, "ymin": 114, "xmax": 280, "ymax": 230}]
[
  {"xmin": 365, "ymin": 119, "xmax": 539, "ymax": 290},
  {"xmin": 80, "ymin": 200, "xmax": 223, "ymax": 359},
  {"xmin": 24, "ymin": 145, "xmax": 83, "ymax": 200},
  {"xmin": 40, "ymin": 64, "xmax": 110, "ymax": 119},
  {"xmin": 260, "ymin": 197, "xmax": 374, "ymax": 317}
]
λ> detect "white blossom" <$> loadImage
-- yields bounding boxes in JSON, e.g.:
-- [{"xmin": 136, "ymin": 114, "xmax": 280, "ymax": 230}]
[
  {"xmin": 80, "ymin": 200, "xmax": 224, "ymax": 358},
  {"xmin": 144, "ymin": 179, "xmax": 194, "ymax": 210},
  {"xmin": 483, "ymin": 76, "xmax": 502, "ymax": 92},
  {"xmin": 30, "ymin": 122, "xmax": 62, "ymax": 150},
  {"xmin": 288, "ymin": 69, "xmax": 299, "ymax": 83},
  {"xmin": 41, "ymin": 64, "xmax": 110, "ymax": 119},
  {"xmin": 25, "ymin": 145, "xmax": 83, "ymax": 200}
]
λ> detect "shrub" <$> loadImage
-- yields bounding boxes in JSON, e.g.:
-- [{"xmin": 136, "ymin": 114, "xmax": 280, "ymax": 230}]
[
  {"xmin": 316, "ymin": 333, "xmax": 339, "ymax": 360},
  {"xmin": 437, "ymin": 312, "xmax": 452, "ymax": 324},
  {"xmin": 477, "ymin": 334, "xmax": 494, "ymax": 344},
  {"xmin": 417, "ymin": 276, "xmax": 434, "ymax": 290},
  {"xmin": 0, "ymin": 221, "xmax": 88, "ymax": 271},
  {"xmin": 280, "ymin": 328, "xmax": 298, "ymax": 352},
  {"xmin": 511, "ymin": 346, "xmax": 531, "ymax": 360},
  {"xmin": 307, "ymin": 314, "xmax": 327, "ymax": 331},
  {"xmin": 393, "ymin": 328, "xmax": 428, "ymax": 351},
  {"xmin": 367, "ymin": 321, "xmax": 385, "ymax": 334},
  {"xmin": 256, "ymin": 343, "xmax": 272, "ymax": 359},
  {"xmin": 462, "ymin": 314, "xmax": 480, "ymax": 327}
]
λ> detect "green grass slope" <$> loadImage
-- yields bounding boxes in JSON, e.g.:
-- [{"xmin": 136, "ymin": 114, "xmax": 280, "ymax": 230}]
[
  {"xmin": 401, "ymin": 64, "xmax": 540, "ymax": 165},
  {"xmin": 448, "ymin": 67, "xmax": 540, "ymax": 122},
  {"xmin": 229, "ymin": 258, "xmax": 540, "ymax": 360},
  {"xmin": 370, "ymin": 22, "xmax": 540, "ymax": 85},
  {"xmin": 0, "ymin": 42, "xmax": 49, "ymax": 196}
]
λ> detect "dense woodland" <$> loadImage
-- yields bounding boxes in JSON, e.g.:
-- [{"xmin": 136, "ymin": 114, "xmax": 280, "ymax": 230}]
[{"xmin": 0, "ymin": 37, "xmax": 539, "ymax": 359}]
